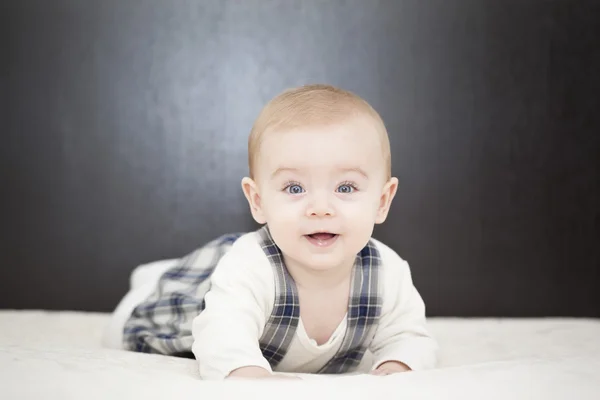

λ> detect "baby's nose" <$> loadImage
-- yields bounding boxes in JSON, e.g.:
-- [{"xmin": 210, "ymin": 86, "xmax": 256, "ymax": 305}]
[{"xmin": 305, "ymin": 193, "xmax": 335, "ymax": 217}]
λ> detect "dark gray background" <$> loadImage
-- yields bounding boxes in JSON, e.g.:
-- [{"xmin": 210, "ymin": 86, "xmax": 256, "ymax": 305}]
[{"xmin": 2, "ymin": 0, "xmax": 599, "ymax": 317}]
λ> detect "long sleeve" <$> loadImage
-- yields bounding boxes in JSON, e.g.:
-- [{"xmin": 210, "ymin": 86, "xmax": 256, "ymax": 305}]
[
  {"xmin": 191, "ymin": 234, "xmax": 275, "ymax": 380},
  {"xmin": 368, "ymin": 240, "xmax": 438, "ymax": 371}
]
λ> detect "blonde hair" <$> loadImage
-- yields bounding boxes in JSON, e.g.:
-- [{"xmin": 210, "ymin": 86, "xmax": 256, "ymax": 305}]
[{"xmin": 247, "ymin": 84, "xmax": 391, "ymax": 179}]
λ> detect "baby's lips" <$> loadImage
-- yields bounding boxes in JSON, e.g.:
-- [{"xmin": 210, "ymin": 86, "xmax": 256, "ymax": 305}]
[{"xmin": 306, "ymin": 232, "xmax": 337, "ymax": 240}]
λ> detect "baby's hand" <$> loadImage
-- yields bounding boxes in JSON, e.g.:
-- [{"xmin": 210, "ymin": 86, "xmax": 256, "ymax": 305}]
[{"xmin": 371, "ymin": 361, "xmax": 411, "ymax": 376}]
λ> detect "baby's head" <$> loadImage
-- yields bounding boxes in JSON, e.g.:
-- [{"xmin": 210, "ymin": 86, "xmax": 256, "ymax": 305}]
[{"xmin": 242, "ymin": 84, "xmax": 398, "ymax": 272}]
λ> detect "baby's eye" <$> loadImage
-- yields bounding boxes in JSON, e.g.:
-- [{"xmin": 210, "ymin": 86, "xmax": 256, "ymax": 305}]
[
  {"xmin": 336, "ymin": 184, "xmax": 356, "ymax": 194},
  {"xmin": 286, "ymin": 184, "xmax": 305, "ymax": 194}
]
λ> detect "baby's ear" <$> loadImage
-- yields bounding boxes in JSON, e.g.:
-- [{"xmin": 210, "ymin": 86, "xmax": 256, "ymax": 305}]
[
  {"xmin": 375, "ymin": 177, "xmax": 398, "ymax": 224},
  {"xmin": 241, "ymin": 177, "xmax": 267, "ymax": 224}
]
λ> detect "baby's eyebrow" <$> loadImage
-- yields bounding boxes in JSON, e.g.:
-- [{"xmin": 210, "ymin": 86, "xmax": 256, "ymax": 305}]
[
  {"xmin": 271, "ymin": 167, "xmax": 299, "ymax": 179},
  {"xmin": 339, "ymin": 167, "xmax": 369, "ymax": 179},
  {"xmin": 270, "ymin": 166, "xmax": 369, "ymax": 179}
]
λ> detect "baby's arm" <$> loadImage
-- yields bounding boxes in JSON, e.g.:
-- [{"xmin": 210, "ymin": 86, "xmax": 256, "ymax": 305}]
[
  {"xmin": 191, "ymin": 238, "xmax": 276, "ymax": 380},
  {"xmin": 368, "ymin": 244, "xmax": 438, "ymax": 374}
]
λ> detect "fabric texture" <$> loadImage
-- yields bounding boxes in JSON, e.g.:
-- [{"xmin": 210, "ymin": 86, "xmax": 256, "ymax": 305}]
[
  {"xmin": 2, "ymin": 310, "xmax": 599, "ymax": 400},
  {"xmin": 255, "ymin": 226, "xmax": 383, "ymax": 373},
  {"xmin": 122, "ymin": 232, "xmax": 242, "ymax": 355},
  {"xmin": 123, "ymin": 226, "xmax": 384, "ymax": 374},
  {"xmin": 254, "ymin": 226, "xmax": 300, "ymax": 366}
]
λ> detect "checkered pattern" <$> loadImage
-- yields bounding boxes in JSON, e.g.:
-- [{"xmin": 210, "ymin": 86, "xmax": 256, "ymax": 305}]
[
  {"xmin": 255, "ymin": 226, "xmax": 383, "ymax": 372},
  {"xmin": 256, "ymin": 227, "xmax": 300, "ymax": 366},
  {"xmin": 318, "ymin": 243, "xmax": 383, "ymax": 373},
  {"xmin": 123, "ymin": 225, "xmax": 382, "ymax": 374},
  {"xmin": 122, "ymin": 233, "xmax": 242, "ymax": 355}
]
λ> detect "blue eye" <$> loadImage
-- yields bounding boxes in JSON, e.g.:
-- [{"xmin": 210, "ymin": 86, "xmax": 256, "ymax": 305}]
[
  {"xmin": 337, "ymin": 184, "xmax": 355, "ymax": 193},
  {"xmin": 286, "ymin": 184, "xmax": 304, "ymax": 194}
]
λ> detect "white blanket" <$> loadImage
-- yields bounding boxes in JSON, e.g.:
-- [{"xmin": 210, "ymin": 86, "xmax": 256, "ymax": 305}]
[{"xmin": 1, "ymin": 310, "xmax": 599, "ymax": 400}]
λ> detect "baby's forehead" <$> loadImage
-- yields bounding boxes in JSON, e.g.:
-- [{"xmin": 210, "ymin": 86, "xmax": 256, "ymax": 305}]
[
  {"xmin": 257, "ymin": 122, "xmax": 386, "ymax": 175},
  {"xmin": 265, "ymin": 115, "xmax": 382, "ymax": 144}
]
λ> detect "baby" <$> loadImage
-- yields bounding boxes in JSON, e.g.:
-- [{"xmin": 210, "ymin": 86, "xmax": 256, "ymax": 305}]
[{"xmin": 122, "ymin": 84, "xmax": 437, "ymax": 380}]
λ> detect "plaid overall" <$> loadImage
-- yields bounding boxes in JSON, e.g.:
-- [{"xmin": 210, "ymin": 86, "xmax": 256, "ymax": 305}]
[{"xmin": 123, "ymin": 225, "xmax": 383, "ymax": 374}]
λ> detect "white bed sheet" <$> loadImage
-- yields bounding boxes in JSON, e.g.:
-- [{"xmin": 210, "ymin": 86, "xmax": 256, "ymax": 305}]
[{"xmin": 1, "ymin": 310, "xmax": 599, "ymax": 400}]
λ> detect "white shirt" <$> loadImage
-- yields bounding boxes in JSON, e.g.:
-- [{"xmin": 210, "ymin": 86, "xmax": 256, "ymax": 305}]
[{"xmin": 191, "ymin": 231, "xmax": 437, "ymax": 380}]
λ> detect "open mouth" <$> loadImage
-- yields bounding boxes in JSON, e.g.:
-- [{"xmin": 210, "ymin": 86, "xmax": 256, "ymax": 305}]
[{"xmin": 304, "ymin": 232, "xmax": 339, "ymax": 247}]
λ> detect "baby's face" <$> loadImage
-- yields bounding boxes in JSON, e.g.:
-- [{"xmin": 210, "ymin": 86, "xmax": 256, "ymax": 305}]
[{"xmin": 253, "ymin": 117, "xmax": 391, "ymax": 272}]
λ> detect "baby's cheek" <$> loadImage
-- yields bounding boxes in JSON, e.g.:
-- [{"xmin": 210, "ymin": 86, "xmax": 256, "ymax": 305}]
[
  {"xmin": 264, "ymin": 197, "xmax": 299, "ymax": 220},
  {"xmin": 343, "ymin": 199, "xmax": 379, "ymax": 222},
  {"xmin": 342, "ymin": 206, "xmax": 377, "ymax": 242}
]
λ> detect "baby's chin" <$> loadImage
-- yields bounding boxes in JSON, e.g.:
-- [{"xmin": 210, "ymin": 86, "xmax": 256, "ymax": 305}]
[{"xmin": 285, "ymin": 249, "xmax": 357, "ymax": 272}]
